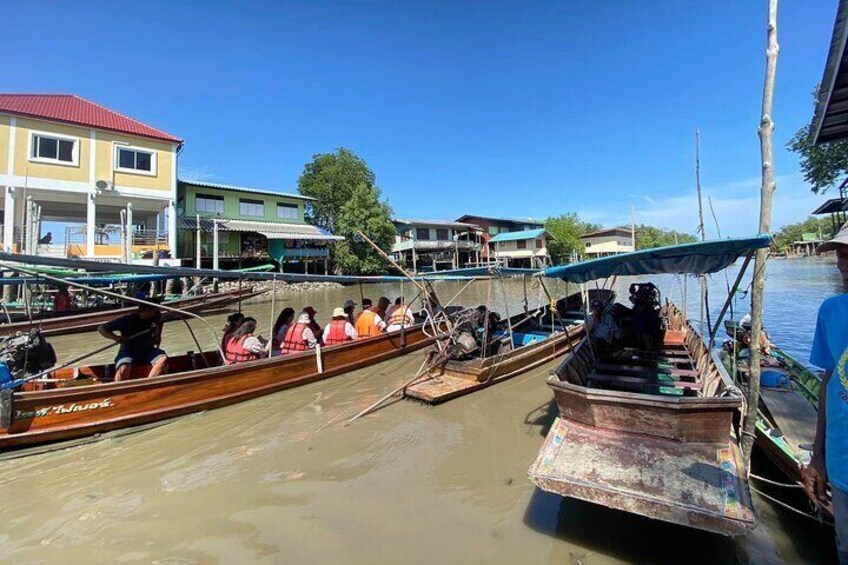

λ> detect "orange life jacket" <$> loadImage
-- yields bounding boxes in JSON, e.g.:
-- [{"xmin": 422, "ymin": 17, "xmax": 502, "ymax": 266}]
[
  {"xmin": 387, "ymin": 305, "xmax": 412, "ymax": 326},
  {"xmin": 224, "ymin": 335, "xmax": 260, "ymax": 364},
  {"xmin": 324, "ymin": 319, "xmax": 351, "ymax": 346},
  {"xmin": 281, "ymin": 322, "xmax": 311, "ymax": 354},
  {"xmin": 355, "ymin": 309, "xmax": 382, "ymax": 337}
]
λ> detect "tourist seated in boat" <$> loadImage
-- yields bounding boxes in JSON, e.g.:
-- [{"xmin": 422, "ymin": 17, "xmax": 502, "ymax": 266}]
[
  {"xmin": 343, "ymin": 299, "xmax": 356, "ymax": 324},
  {"xmin": 270, "ymin": 307, "xmax": 295, "ymax": 354},
  {"xmin": 374, "ymin": 296, "xmax": 391, "ymax": 320},
  {"xmin": 355, "ymin": 298, "xmax": 386, "ymax": 338},
  {"xmin": 586, "ymin": 299, "xmax": 621, "ymax": 357},
  {"xmin": 280, "ymin": 312, "xmax": 319, "ymax": 354},
  {"xmin": 385, "ymin": 297, "xmax": 402, "ymax": 320},
  {"xmin": 323, "ymin": 307, "xmax": 358, "ymax": 345},
  {"xmin": 473, "ymin": 305, "xmax": 503, "ymax": 356},
  {"xmin": 221, "ymin": 312, "xmax": 245, "ymax": 352},
  {"xmin": 223, "ymin": 317, "xmax": 267, "ymax": 364},
  {"xmin": 302, "ymin": 306, "xmax": 324, "ymax": 346},
  {"xmin": 97, "ymin": 299, "xmax": 167, "ymax": 381},
  {"xmin": 386, "ymin": 297, "xmax": 415, "ymax": 332},
  {"xmin": 52, "ymin": 286, "xmax": 73, "ymax": 313},
  {"xmin": 629, "ymin": 283, "xmax": 663, "ymax": 352}
]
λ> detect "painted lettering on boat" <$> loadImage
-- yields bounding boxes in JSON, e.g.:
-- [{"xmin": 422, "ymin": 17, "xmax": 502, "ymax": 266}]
[{"xmin": 14, "ymin": 398, "xmax": 114, "ymax": 420}]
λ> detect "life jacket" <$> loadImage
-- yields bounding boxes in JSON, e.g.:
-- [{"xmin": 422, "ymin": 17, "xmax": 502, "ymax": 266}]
[
  {"xmin": 324, "ymin": 319, "xmax": 351, "ymax": 346},
  {"xmin": 355, "ymin": 309, "xmax": 381, "ymax": 337},
  {"xmin": 54, "ymin": 294, "xmax": 72, "ymax": 312},
  {"xmin": 387, "ymin": 305, "xmax": 412, "ymax": 326},
  {"xmin": 224, "ymin": 335, "xmax": 260, "ymax": 364},
  {"xmin": 281, "ymin": 322, "xmax": 311, "ymax": 354}
]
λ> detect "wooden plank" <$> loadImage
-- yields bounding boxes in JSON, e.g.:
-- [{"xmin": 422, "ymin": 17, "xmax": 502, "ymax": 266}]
[
  {"xmin": 587, "ymin": 372, "xmax": 702, "ymax": 391},
  {"xmin": 760, "ymin": 387, "xmax": 817, "ymax": 453},
  {"xmin": 594, "ymin": 363, "xmax": 699, "ymax": 380}
]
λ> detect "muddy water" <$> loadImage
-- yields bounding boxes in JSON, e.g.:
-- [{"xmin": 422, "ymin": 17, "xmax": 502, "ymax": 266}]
[{"xmin": 0, "ymin": 262, "xmax": 839, "ymax": 563}]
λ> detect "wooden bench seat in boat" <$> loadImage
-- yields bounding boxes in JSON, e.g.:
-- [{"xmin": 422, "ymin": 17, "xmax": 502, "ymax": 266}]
[
  {"xmin": 586, "ymin": 371, "xmax": 702, "ymax": 392},
  {"xmin": 593, "ymin": 363, "xmax": 700, "ymax": 379}
]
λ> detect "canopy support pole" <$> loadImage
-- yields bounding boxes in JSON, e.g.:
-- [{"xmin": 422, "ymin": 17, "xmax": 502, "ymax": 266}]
[{"xmin": 707, "ymin": 250, "xmax": 754, "ymax": 349}]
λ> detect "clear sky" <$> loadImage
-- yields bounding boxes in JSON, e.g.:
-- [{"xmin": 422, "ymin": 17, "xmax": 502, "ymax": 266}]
[{"xmin": 5, "ymin": 1, "xmax": 839, "ymax": 237}]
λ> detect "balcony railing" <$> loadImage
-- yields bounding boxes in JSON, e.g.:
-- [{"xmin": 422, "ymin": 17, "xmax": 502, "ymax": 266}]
[{"xmin": 282, "ymin": 248, "xmax": 329, "ymax": 259}]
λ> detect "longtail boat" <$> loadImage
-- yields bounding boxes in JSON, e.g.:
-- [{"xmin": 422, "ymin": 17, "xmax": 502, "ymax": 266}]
[
  {"xmin": 405, "ymin": 289, "xmax": 613, "ymax": 404},
  {"xmin": 527, "ymin": 236, "xmax": 772, "ymax": 536},
  {"xmin": 720, "ymin": 322, "xmax": 831, "ymax": 521},
  {"xmin": 0, "ymin": 322, "xmax": 436, "ymax": 453},
  {"xmin": 0, "ymin": 288, "xmax": 263, "ymax": 338}
]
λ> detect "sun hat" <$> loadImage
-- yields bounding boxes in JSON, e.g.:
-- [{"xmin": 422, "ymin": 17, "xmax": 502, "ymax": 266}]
[
  {"xmin": 817, "ymin": 222, "xmax": 848, "ymax": 253},
  {"xmin": 332, "ymin": 307, "xmax": 346, "ymax": 318},
  {"xmin": 302, "ymin": 306, "xmax": 318, "ymax": 317},
  {"xmin": 296, "ymin": 313, "xmax": 311, "ymax": 324},
  {"xmin": 343, "ymin": 299, "xmax": 356, "ymax": 309}
]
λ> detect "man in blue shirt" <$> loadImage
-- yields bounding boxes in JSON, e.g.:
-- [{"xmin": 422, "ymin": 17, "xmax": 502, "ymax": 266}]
[{"xmin": 808, "ymin": 223, "xmax": 848, "ymax": 563}]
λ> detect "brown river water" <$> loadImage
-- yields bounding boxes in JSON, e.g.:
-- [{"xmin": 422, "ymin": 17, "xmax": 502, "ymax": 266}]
[{"xmin": 0, "ymin": 261, "xmax": 839, "ymax": 563}]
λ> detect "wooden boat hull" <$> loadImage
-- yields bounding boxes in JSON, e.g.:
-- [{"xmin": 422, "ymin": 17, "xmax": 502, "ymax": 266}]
[
  {"xmin": 405, "ymin": 324, "xmax": 584, "ymax": 404},
  {"xmin": 0, "ymin": 325, "xmax": 433, "ymax": 452},
  {"xmin": 529, "ymin": 308, "xmax": 757, "ymax": 536},
  {"xmin": 0, "ymin": 288, "xmax": 263, "ymax": 337}
]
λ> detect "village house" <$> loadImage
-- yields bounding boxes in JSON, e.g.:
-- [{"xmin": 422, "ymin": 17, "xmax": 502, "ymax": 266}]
[
  {"xmin": 488, "ymin": 227, "xmax": 552, "ymax": 268},
  {"xmin": 0, "ymin": 94, "xmax": 181, "ymax": 261},
  {"xmin": 391, "ymin": 219, "xmax": 483, "ymax": 271},
  {"xmin": 580, "ymin": 227, "xmax": 635, "ymax": 257},
  {"xmin": 177, "ymin": 180, "xmax": 342, "ymax": 273},
  {"xmin": 455, "ymin": 214, "xmax": 544, "ymax": 263}
]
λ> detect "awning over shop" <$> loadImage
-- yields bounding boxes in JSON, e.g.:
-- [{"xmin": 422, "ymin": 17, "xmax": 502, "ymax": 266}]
[{"xmin": 177, "ymin": 217, "xmax": 343, "ymax": 241}]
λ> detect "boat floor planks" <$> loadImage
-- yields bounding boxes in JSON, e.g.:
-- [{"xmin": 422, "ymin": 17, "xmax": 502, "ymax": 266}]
[
  {"xmin": 529, "ymin": 417, "xmax": 756, "ymax": 536},
  {"xmin": 760, "ymin": 385, "xmax": 817, "ymax": 455}
]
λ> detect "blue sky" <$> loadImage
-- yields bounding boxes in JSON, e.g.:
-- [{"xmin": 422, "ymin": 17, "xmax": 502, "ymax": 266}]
[{"xmin": 6, "ymin": 1, "xmax": 839, "ymax": 237}]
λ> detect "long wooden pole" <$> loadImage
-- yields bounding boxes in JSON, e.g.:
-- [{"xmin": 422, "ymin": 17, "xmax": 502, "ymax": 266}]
[
  {"xmin": 695, "ymin": 129, "xmax": 707, "ymax": 338},
  {"xmin": 742, "ymin": 0, "xmax": 779, "ymax": 468}
]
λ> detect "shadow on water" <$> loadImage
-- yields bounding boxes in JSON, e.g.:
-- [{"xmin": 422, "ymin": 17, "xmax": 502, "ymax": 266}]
[
  {"xmin": 523, "ymin": 398, "xmax": 558, "ymax": 438},
  {"xmin": 523, "ymin": 488, "xmax": 739, "ymax": 564}
]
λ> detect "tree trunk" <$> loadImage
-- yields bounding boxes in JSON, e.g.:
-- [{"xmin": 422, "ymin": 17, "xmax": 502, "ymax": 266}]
[{"xmin": 742, "ymin": 0, "xmax": 779, "ymax": 468}]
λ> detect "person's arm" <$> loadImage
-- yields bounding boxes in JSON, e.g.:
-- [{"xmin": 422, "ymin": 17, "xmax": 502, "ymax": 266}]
[
  {"xmin": 153, "ymin": 318, "xmax": 164, "ymax": 348},
  {"xmin": 805, "ymin": 304, "xmax": 832, "ymax": 506},
  {"xmin": 303, "ymin": 327, "xmax": 318, "ymax": 348},
  {"xmin": 374, "ymin": 313, "xmax": 386, "ymax": 330},
  {"xmin": 322, "ymin": 325, "xmax": 332, "ymax": 342},
  {"xmin": 405, "ymin": 309, "xmax": 415, "ymax": 324},
  {"xmin": 98, "ymin": 318, "xmax": 124, "ymax": 344},
  {"xmin": 243, "ymin": 336, "xmax": 266, "ymax": 354},
  {"xmin": 346, "ymin": 322, "xmax": 358, "ymax": 340}
]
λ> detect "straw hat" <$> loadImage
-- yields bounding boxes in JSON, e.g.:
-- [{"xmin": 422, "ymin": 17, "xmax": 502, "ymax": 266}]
[
  {"xmin": 296, "ymin": 313, "xmax": 311, "ymax": 324},
  {"xmin": 332, "ymin": 307, "xmax": 346, "ymax": 318},
  {"xmin": 818, "ymin": 223, "xmax": 848, "ymax": 253}
]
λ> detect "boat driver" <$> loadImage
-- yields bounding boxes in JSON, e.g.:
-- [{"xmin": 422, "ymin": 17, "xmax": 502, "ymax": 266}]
[
  {"xmin": 98, "ymin": 299, "xmax": 167, "ymax": 381},
  {"xmin": 806, "ymin": 222, "xmax": 848, "ymax": 562}
]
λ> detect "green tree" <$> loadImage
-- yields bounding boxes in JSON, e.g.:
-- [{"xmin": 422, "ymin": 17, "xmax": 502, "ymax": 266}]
[
  {"xmin": 635, "ymin": 225, "xmax": 697, "ymax": 250},
  {"xmin": 787, "ymin": 123, "xmax": 848, "ymax": 194},
  {"xmin": 544, "ymin": 213, "xmax": 601, "ymax": 263},
  {"xmin": 772, "ymin": 216, "xmax": 835, "ymax": 253},
  {"xmin": 297, "ymin": 148, "xmax": 395, "ymax": 274}
]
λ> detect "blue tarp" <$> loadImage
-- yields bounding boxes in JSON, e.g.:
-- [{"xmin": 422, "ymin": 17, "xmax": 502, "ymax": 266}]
[{"xmin": 542, "ymin": 235, "xmax": 772, "ymax": 283}]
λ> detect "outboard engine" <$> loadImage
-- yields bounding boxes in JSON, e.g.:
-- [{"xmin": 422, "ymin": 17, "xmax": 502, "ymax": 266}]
[{"xmin": 0, "ymin": 330, "xmax": 57, "ymax": 387}]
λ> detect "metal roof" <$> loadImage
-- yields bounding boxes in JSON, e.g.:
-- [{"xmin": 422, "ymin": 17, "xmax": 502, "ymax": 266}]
[
  {"xmin": 580, "ymin": 227, "xmax": 632, "ymax": 239},
  {"xmin": 177, "ymin": 217, "xmax": 342, "ymax": 240},
  {"xmin": 812, "ymin": 0, "xmax": 848, "ymax": 144},
  {"xmin": 0, "ymin": 94, "xmax": 181, "ymax": 143},
  {"xmin": 393, "ymin": 218, "xmax": 482, "ymax": 230},
  {"xmin": 488, "ymin": 228, "xmax": 547, "ymax": 243},
  {"xmin": 179, "ymin": 179, "xmax": 315, "ymax": 201},
  {"xmin": 455, "ymin": 214, "xmax": 544, "ymax": 227},
  {"xmin": 812, "ymin": 197, "xmax": 848, "ymax": 214}
]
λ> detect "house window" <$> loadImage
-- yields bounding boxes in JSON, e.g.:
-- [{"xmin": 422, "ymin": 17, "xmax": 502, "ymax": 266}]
[
  {"xmin": 30, "ymin": 133, "xmax": 77, "ymax": 165},
  {"xmin": 585, "ymin": 242, "xmax": 592, "ymax": 248},
  {"xmin": 277, "ymin": 203, "xmax": 299, "ymax": 220},
  {"xmin": 517, "ymin": 239, "xmax": 527, "ymax": 249},
  {"xmin": 416, "ymin": 228, "xmax": 430, "ymax": 240},
  {"xmin": 196, "ymin": 194, "xmax": 224, "ymax": 214},
  {"xmin": 535, "ymin": 239, "xmax": 543, "ymax": 248},
  {"xmin": 239, "ymin": 199, "xmax": 264, "ymax": 217},
  {"xmin": 436, "ymin": 228, "xmax": 449, "ymax": 241},
  {"xmin": 488, "ymin": 226, "xmax": 500, "ymax": 235},
  {"xmin": 116, "ymin": 146, "xmax": 155, "ymax": 174}
]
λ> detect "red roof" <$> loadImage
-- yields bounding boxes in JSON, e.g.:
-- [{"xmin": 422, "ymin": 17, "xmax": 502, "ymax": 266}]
[{"xmin": 0, "ymin": 94, "xmax": 181, "ymax": 144}]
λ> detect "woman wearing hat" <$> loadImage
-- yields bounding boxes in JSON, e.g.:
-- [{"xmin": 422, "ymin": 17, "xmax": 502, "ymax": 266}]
[
  {"xmin": 280, "ymin": 311, "xmax": 319, "ymax": 354},
  {"xmin": 323, "ymin": 307, "xmax": 359, "ymax": 346}
]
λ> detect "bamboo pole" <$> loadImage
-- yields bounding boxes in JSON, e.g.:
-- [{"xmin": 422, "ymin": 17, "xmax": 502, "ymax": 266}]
[
  {"xmin": 743, "ymin": 0, "xmax": 779, "ymax": 468},
  {"xmin": 695, "ymin": 129, "xmax": 707, "ymax": 338}
]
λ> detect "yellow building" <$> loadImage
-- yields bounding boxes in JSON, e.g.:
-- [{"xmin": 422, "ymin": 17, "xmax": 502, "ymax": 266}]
[
  {"xmin": 580, "ymin": 227, "xmax": 635, "ymax": 257},
  {"xmin": 0, "ymin": 94, "xmax": 182, "ymax": 259}
]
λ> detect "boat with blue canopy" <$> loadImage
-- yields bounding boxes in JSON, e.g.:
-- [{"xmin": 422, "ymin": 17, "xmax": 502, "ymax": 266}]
[{"xmin": 527, "ymin": 235, "xmax": 771, "ymax": 536}]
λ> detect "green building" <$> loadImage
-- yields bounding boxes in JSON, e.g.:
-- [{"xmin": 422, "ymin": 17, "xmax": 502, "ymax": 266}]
[{"xmin": 176, "ymin": 180, "xmax": 342, "ymax": 271}]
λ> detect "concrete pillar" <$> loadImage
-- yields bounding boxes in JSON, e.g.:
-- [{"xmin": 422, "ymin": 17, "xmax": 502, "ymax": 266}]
[
  {"xmin": 86, "ymin": 193, "xmax": 96, "ymax": 257},
  {"xmin": 212, "ymin": 220, "xmax": 220, "ymax": 271},
  {"xmin": 3, "ymin": 187, "xmax": 15, "ymax": 252},
  {"xmin": 126, "ymin": 202, "xmax": 134, "ymax": 265}
]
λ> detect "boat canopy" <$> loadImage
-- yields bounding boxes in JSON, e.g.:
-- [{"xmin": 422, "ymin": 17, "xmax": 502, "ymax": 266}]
[{"xmin": 542, "ymin": 235, "xmax": 772, "ymax": 284}]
